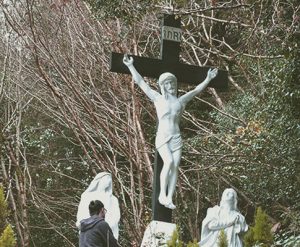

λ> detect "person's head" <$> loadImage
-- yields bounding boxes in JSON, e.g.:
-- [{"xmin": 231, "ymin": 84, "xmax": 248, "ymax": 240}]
[
  {"xmin": 220, "ymin": 188, "xmax": 238, "ymax": 210},
  {"xmin": 89, "ymin": 200, "xmax": 106, "ymax": 218},
  {"xmin": 158, "ymin": 73, "xmax": 177, "ymax": 97}
]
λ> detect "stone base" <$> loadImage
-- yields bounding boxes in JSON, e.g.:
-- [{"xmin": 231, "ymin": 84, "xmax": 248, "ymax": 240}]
[{"xmin": 140, "ymin": 220, "xmax": 176, "ymax": 247}]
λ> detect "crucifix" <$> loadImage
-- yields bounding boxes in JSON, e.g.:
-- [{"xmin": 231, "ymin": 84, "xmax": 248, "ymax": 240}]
[{"xmin": 110, "ymin": 14, "xmax": 228, "ymax": 223}]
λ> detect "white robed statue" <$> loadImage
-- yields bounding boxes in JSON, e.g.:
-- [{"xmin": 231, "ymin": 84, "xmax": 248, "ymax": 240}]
[
  {"xmin": 76, "ymin": 172, "xmax": 120, "ymax": 240},
  {"xmin": 123, "ymin": 54, "xmax": 218, "ymax": 210},
  {"xmin": 199, "ymin": 188, "xmax": 248, "ymax": 247}
]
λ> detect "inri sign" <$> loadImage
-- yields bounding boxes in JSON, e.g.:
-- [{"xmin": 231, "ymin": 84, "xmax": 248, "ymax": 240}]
[{"xmin": 162, "ymin": 26, "xmax": 182, "ymax": 42}]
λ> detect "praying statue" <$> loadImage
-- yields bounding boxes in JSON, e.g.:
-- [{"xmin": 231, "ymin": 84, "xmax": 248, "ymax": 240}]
[
  {"xmin": 123, "ymin": 54, "xmax": 218, "ymax": 209},
  {"xmin": 76, "ymin": 172, "xmax": 120, "ymax": 240},
  {"xmin": 199, "ymin": 188, "xmax": 248, "ymax": 247}
]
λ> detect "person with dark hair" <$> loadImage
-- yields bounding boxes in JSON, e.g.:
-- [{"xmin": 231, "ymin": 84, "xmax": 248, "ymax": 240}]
[{"xmin": 79, "ymin": 200, "xmax": 120, "ymax": 247}]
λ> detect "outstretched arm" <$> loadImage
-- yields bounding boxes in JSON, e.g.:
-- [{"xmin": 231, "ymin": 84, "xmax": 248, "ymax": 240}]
[
  {"xmin": 179, "ymin": 68, "xmax": 218, "ymax": 106},
  {"xmin": 123, "ymin": 54, "xmax": 159, "ymax": 101}
]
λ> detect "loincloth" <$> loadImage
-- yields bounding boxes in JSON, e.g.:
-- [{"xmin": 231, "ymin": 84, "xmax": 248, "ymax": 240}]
[{"xmin": 155, "ymin": 133, "xmax": 183, "ymax": 152}]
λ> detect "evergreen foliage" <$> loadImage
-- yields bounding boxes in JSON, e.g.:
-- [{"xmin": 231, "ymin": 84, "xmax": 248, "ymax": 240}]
[
  {"xmin": 218, "ymin": 229, "xmax": 228, "ymax": 247},
  {"xmin": 244, "ymin": 207, "xmax": 273, "ymax": 247},
  {"xmin": 0, "ymin": 186, "xmax": 9, "ymax": 234},
  {"xmin": 167, "ymin": 227, "xmax": 198, "ymax": 247},
  {"xmin": 186, "ymin": 239, "xmax": 199, "ymax": 247},
  {"xmin": 0, "ymin": 187, "xmax": 16, "ymax": 247},
  {"xmin": 167, "ymin": 227, "xmax": 183, "ymax": 247},
  {"xmin": 0, "ymin": 0, "xmax": 299, "ymax": 245},
  {"xmin": 83, "ymin": 0, "xmax": 159, "ymax": 23},
  {"xmin": 0, "ymin": 225, "xmax": 16, "ymax": 247},
  {"xmin": 275, "ymin": 210, "xmax": 300, "ymax": 246}
]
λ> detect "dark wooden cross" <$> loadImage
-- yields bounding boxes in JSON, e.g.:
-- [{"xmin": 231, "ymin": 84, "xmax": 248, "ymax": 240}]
[{"xmin": 110, "ymin": 14, "xmax": 228, "ymax": 223}]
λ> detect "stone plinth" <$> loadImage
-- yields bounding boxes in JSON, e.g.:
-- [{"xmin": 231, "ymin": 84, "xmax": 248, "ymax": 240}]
[{"xmin": 141, "ymin": 220, "xmax": 176, "ymax": 247}]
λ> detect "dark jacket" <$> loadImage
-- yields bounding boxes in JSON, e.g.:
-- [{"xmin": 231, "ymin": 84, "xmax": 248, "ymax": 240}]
[{"xmin": 79, "ymin": 215, "xmax": 120, "ymax": 247}]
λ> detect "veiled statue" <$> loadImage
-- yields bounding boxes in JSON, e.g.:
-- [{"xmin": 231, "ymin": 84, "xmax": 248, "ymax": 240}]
[
  {"xmin": 76, "ymin": 172, "xmax": 120, "ymax": 239},
  {"xmin": 199, "ymin": 188, "xmax": 248, "ymax": 247}
]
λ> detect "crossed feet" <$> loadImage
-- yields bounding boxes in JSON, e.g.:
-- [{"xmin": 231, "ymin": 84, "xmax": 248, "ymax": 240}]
[{"xmin": 158, "ymin": 194, "xmax": 176, "ymax": 210}]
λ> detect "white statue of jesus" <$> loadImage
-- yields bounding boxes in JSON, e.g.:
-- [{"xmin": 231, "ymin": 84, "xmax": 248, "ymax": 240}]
[{"xmin": 123, "ymin": 54, "xmax": 218, "ymax": 209}]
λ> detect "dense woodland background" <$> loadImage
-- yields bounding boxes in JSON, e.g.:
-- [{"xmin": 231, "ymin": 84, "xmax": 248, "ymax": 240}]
[{"xmin": 0, "ymin": 0, "xmax": 299, "ymax": 246}]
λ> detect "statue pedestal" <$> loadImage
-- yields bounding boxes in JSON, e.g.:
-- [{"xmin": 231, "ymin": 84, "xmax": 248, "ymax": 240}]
[{"xmin": 140, "ymin": 220, "xmax": 176, "ymax": 247}]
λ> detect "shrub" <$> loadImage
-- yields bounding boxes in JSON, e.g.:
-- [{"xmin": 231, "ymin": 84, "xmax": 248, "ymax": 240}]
[
  {"xmin": 244, "ymin": 207, "xmax": 273, "ymax": 247},
  {"xmin": 0, "ymin": 186, "xmax": 9, "ymax": 233},
  {"xmin": 0, "ymin": 224, "xmax": 16, "ymax": 247},
  {"xmin": 167, "ymin": 227, "xmax": 198, "ymax": 247},
  {"xmin": 167, "ymin": 227, "xmax": 183, "ymax": 247},
  {"xmin": 0, "ymin": 186, "xmax": 16, "ymax": 247},
  {"xmin": 218, "ymin": 229, "xmax": 228, "ymax": 247},
  {"xmin": 187, "ymin": 239, "xmax": 199, "ymax": 247}
]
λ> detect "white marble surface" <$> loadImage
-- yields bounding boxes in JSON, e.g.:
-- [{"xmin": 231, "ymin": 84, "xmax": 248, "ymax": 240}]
[
  {"xmin": 123, "ymin": 54, "xmax": 218, "ymax": 210},
  {"xmin": 76, "ymin": 172, "xmax": 120, "ymax": 239},
  {"xmin": 140, "ymin": 220, "xmax": 177, "ymax": 247},
  {"xmin": 199, "ymin": 188, "xmax": 248, "ymax": 247}
]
